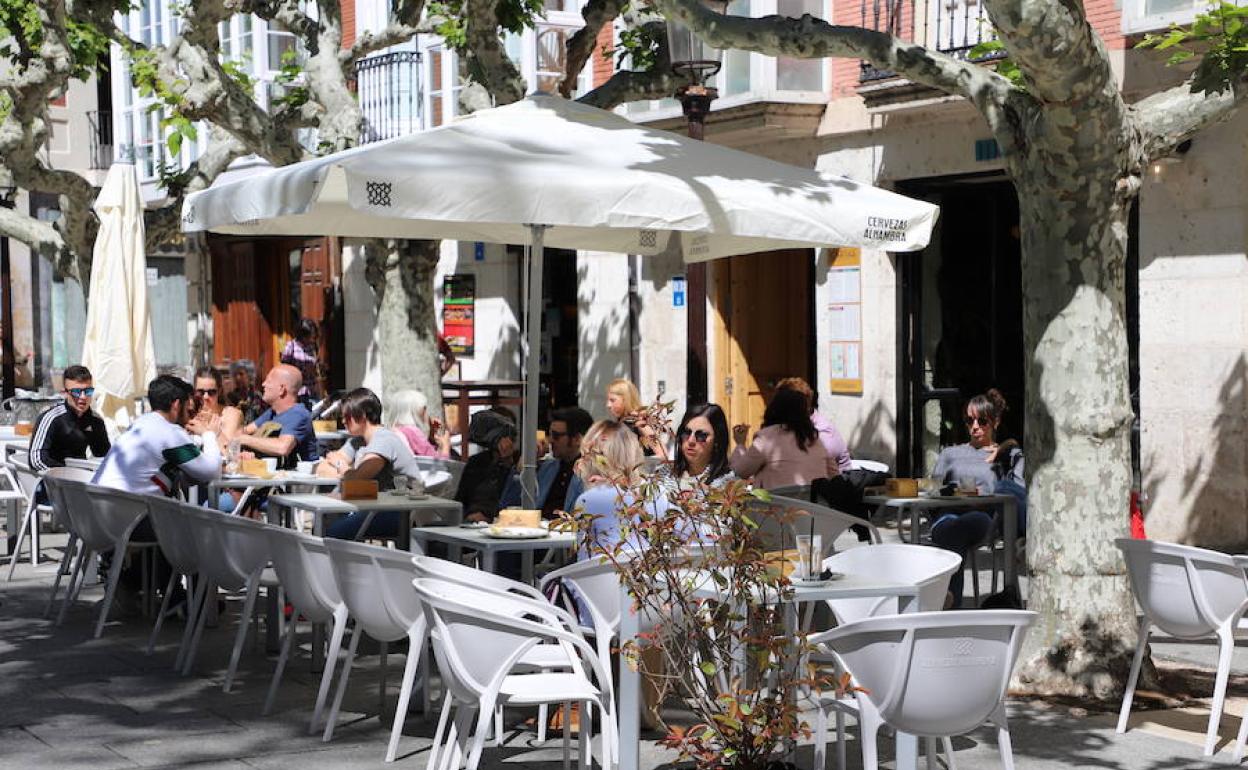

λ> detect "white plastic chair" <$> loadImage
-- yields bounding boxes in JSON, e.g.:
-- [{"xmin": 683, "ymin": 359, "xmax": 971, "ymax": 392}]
[
  {"xmin": 412, "ymin": 456, "xmax": 465, "ymax": 499},
  {"xmin": 179, "ymin": 508, "xmax": 279, "ymax": 692},
  {"xmin": 849, "ymin": 459, "xmax": 890, "ymax": 474},
  {"xmin": 55, "ymin": 483, "xmax": 157, "ymax": 637},
  {"xmin": 262, "ymin": 526, "xmax": 348, "ymax": 733},
  {"xmin": 3, "ymin": 457, "xmax": 42, "ymax": 578},
  {"xmin": 811, "ymin": 610, "xmax": 1036, "ymax": 770},
  {"xmin": 414, "ymin": 577, "xmax": 616, "ymax": 770},
  {"xmin": 822, "ymin": 543, "xmax": 962, "ymax": 624},
  {"xmin": 770, "ymin": 495, "xmax": 883, "ymax": 551},
  {"xmin": 321, "ymin": 538, "xmax": 428, "ymax": 763},
  {"xmin": 145, "ymin": 496, "xmax": 208, "ymax": 667},
  {"xmin": 1115, "ymin": 538, "xmax": 1248, "ymax": 757},
  {"xmin": 540, "ymin": 557, "xmax": 622, "ymax": 674}
]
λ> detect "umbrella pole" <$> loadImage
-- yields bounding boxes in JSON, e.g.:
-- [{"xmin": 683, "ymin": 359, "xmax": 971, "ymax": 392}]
[{"xmin": 519, "ymin": 224, "xmax": 547, "ymax": 509}]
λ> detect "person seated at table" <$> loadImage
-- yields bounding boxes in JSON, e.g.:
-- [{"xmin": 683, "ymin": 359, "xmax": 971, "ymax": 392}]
[
  {"xmin": 281, "ymin": 318, "xmax": 322, "ymax": 407},
  {"xmin": 930, "ymin": 388, "xmax": 1026, "ymax": 608},
  {"xmin": 454, "ymin": 409, "xmax": 518, "ymax": 524},
  {"xmin": 605, "ymin": 377, "xmax": 666, "ymax": 458},
  {"xmin": 320, "ymin": 388, "xmax": 425, "ymax": 539},
  {"xmin": 729, "ymin": 388, "xmax": 834, "ymax": 489},
  {"xmin": 234, "ymin": 364, "xmax": 319, "ymax": 470},
  {"xmin": 192, "ymin": 366, "xmax": 244, "ymax": 444},
  {"xmin": 29, "ymin": 364, "xmax": 110, "ymax": 475},
  {"xmin": 499, "ymin": 406, "xmax": 593, "ymax": 518},
  {"xmin": 385, "ymin": 389, "xmax": 451, "ymax": 458},
  {"xmin": 573, "ymin": 419, "xmax": 657, "ymax": 558},
  {"xmin": 227, "ymin": 359, "xmax": 267, "ymax": 424},
  {"xmin": 657, "ymin": 403, "xmax": 735, "ymax": 496}
]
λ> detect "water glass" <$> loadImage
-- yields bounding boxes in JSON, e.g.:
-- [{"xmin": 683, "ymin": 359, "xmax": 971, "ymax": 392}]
[
  {"xmin": 407, "ymin": 473, "xmax": 426, "ymax": 498},
  {"xmin": 793, "ymin": 534, "xmax": 822, "ymax": 580},
  {"xmin": 393, "ymin": 474, "xmax": 409, "ymax": 496}
]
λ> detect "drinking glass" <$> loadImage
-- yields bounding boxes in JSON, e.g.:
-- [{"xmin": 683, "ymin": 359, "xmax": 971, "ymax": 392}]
[
  {"xmin": 793, "ymin": 534, "xmax": 822, "ymax": 580},
  {"xmin": 407, "ymin": 473, "xmax": 426, "ymax": 498},
  {"xmin": 393, "ymin": 474, "xmax": 409, "ymax": 497}
]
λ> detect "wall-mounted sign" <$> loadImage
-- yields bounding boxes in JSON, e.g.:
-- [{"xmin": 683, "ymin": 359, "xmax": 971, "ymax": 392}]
[
  {"xmin": 827, "ymin": 248, "xmax": 863, "ymax": 395},
  {"xmin": 672, "ymin": 275, "xmax": 686, "ymax": 308},
  {"xmin": 442, "ymin": 274, "xmax": 475, "ymax": 356}
]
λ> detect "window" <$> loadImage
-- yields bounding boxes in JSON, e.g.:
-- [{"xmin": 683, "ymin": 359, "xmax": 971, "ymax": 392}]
[
  {"xmin": 1123, "ymin": 0, "xmax": 1212, "ymax": 32},
  {"xmin": 775, "ymin": 0, "xmax": 823, "ymax": 91},
  {"xmin": 267, "ymin": 17, "xmax": 297, "ymax": 71}
]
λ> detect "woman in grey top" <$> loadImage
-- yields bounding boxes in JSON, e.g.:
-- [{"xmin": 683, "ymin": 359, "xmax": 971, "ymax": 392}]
[
  {"xmin": 320, "ymin": 388, "xmax": 423, "ymax": 539},
  {"xmin": 930, "ymin": 388, "xmax": 1026, "ymax": 607}
]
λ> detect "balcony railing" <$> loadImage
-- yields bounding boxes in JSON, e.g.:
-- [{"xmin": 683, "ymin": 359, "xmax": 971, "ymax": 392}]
[
  {"xmin": 355, "ymin": 51, "xmax": 422, "ymax": 143},
  {"xmin": 87, "ymin": 110, "xmax": 113, "ymax": 169},
  {"xmin": 859, "ymin": 0, "xmax": 1002, "ymax": 82}
]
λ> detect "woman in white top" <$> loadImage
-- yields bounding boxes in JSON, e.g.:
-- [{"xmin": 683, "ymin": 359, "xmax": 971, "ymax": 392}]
[{"xmin": 729, "ymin": 388, "xmax": 834, "ymax": 489}]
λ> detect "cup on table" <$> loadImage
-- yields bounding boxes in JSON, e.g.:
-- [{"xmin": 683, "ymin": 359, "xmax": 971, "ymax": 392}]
[
  {"xmin": 263, "ymin": 457, "xmax": 278, "ymax": 475},
  {"xmin": 792, "ymin": 534, "xmax": 822, "ymax": 580},
  {"xmin": 296, "ymin": 460, "xmax": 314, "ymax": 475},
  {"xmin": 406, "ymin": 473, "xmax": 426, "ymax": 498},
  {"xmin": 14, "ymin": 420, "xmax": 32, "ymax": 437},
  {"xmin": 393, "ymin": 474, "xmax": 408, "ymax": 496},
  {"xmin": 918, "ymin": 477, "xmax": 940, "ymax": 498},
  {"xmin": 957, "ymin": 476, "xmax": 979, "ymax": 495}
]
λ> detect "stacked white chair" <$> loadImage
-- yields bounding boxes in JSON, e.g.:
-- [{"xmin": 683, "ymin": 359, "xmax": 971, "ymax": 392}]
[
  {"xmin": 4, "ymin": 456, "xmax": 45, "ymax": 577},
  {"xmin": 179, "ymin": 508, "xmax": 279, "ymax": 692},
  {"xmin": 145, "ymin": 496, "xmax": 208, "ymax": 669},
  {"xmin": 414, "ymin": 577, "xmax": 616, "ymax": 770},
  {"xmin": 811, "ymin": 610, "xmax": 1036, "ymax": 770},
  {"xmin": 55, "ymin": 483, "xmax": 157, "ymax": 637},
  {"xmin": 770, "ymin": 495, "xmax": 883, "ymax": 550},
  {"xmin": 822, "ymin": 543, "xmax": 961, "ymax": 624},
  {"xmin": 412, "ymin": 456, "xmax": 466, "ymax": 499},
  {"xmin": 22, "ymin": 468, "xmax": 93, "ymax": 613},
  {"xmin": 262, "ymin": 526, "xmax": 348, "ymax": 733},
  {"xmin": 1115, "ymin": 538, "xmax": 1248, "ymax": 757},
  {"xmin": 321, "ymin": 538, "xmax": 428, "ymax": 763}
]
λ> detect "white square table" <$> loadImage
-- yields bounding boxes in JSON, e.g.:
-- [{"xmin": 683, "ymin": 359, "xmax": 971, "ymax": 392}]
[
  {"xmin": 616, "ymin": 572, "xmax": 923, "ymax": 770},
  {"xmin": 408, "ymin": 525, "xmax": 577, "ymax": 584},
  {"xmin": 208, "ymin": 473, "xmax": 339, "ymax": 514},
  {"xmin": 267, "ymin": 491, "xmax": 463, "ymax": 551}
]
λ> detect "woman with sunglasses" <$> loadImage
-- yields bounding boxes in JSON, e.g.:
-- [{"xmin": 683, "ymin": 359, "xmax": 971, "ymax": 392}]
[
  {"xmin": 192, "ymin": 366, "xmax": 244, "ymax": 442},
  {"xmin": 930, "ymin": 388, "xmax": 1025, "ymax": 607},
  {"xmin": 660, "ymin": 403, "xmax": 735, "ymax": 493}
]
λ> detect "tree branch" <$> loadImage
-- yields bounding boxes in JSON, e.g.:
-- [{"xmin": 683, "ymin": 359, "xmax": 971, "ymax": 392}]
[
  {"xmin": 981, "ymin": 0, "xmax": 1115, "ymax": 107},
  {"xmin": 460, "ymin": 0, "xmax": 527, "ymax": 105},
  {"xmin": 561, "ymin": 0, "xmax": 625, "ymax": 97},
  {"xmin": 577, "ymin": 65, "xmax": 684, "ymax": 110},
  {"xmin": 1131, "ymin": 76, "xmax": 1248, "ymax": 161},
  {"xmin": 652, "ymin": 0, "xmax": 1012, "ymax": 111}
]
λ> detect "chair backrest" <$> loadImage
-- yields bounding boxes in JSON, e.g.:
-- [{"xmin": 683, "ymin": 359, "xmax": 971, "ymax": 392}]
[
  {"xmin": 768, "ymin": 484, "xmax": 813, "ymax": 501},
  {"xmin": 74, "ymin": 484, "xmax": 152, "ymax": 551},
  {"xmin": 180, "ymin": 507, "xmax": 268, "ymax": 591},
  {"xmin": 9, "ymin": 457, "xmax": 40, "ymax": 500},
  {"xmin": 323, "ymin": 538, "xmax": 424, "ymax": 643},
  {"xmin": 823, "ymin": 543, "xmax": 962, "ymax": 623},
  {"xmin": 264, "ymin": 527, "xmax": 344, "ymax": 624},
  {"xmin": 146, "ymin": 496, "xmax": 203, "ymax": 576},
  {"xmin": 770, "ymin": 495, "xmax": 881, "ymax": 552},
  {"xmin": 817, "ymin": 610, "xmax": 1035, "ymax": 738},
  {"xmin": 1116, "ymin": 538, "xmax": 1248, "ymax": 638},
  {"xmin": 541, "ymin": 556, "xmax": 621, "ymax": 635},
  {"xmin": 40, "ymin": 467, "xmax": 94, "ymax": 528},
  {"xmin": 411, "ymin": 554, "xmax": 545, "ymax": 603},
  {"xmin": 412, "ymin": 456, "xmax": 466, "ymax": 498},
  {"xmin": 849, "ymin": 459, "xmax": 890, "ymax": 474}
]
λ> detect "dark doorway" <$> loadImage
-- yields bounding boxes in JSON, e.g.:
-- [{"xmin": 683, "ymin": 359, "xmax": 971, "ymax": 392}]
[
  {"xmin": 896, "ymin": 175, "xmax": 1024, "ymax": 477},
  {"xmin": 540, "ymin": 247, "xmax": 579, "ymax": 426}
]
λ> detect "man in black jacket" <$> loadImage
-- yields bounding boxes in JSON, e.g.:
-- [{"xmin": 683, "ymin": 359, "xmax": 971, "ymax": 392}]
[{"xmin": 29, "ymin": 364, "xmax": 111, "ymax": 473}]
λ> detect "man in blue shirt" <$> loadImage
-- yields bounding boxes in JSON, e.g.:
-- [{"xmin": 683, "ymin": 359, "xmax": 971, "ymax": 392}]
[
  {"xmin": 235, "ymin": 364, "xmax": 319, "ymax": 468},
  {"xmin": 500, "ymin": 406, "xmax": 593, "ymax": 517}
]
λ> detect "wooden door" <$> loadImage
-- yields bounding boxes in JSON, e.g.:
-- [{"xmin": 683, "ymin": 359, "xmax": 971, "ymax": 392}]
[
  {"xmin": 712, "ymin": 249, "xmax": 814, "ymax": 438},
  {"xmin": 211, "ymin": 239, "xmax": 273, "ymax": 371}
]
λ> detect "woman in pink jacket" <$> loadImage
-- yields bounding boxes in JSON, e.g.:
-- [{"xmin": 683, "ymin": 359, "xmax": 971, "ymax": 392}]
[
  {"xmin": 384, "ymin": 389, "xmax": 451, "ymax": 458},
  {"xmin": 729, "ymin": 388, "xmax": 835, "ymax": 489}
]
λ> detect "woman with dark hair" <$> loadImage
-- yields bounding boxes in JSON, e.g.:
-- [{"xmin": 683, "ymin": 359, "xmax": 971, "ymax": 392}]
[
  {"xmin": 319, "ymin": 387, "xmax": 423, "ymax": 539},
  {"xmin": 930, "ymin": 388, "xmax": 1026, "ymax": 607},
  {"xmin": 281, "ymin": 318, "xmax": 321, "ymax": 404},
  {"xmin": 192, "ymin": 366, "xmax": 244, "ymax": 442},
  {"xmin": 729, "ymin": 388, "xmax": 834, "ymax": 489},
  {"xmin": 662, "ymin": 403, "xmax": 735, "ymax": 491}
]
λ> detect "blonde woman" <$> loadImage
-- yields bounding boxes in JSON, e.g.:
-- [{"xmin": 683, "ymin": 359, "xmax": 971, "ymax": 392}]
[
  {"xmin": 605, "ymin": 377, "xmax": 666, "ymax": 459},
  {"xmin": 384, "ymin": 389, "xmax": 451, "ymax": 458}
]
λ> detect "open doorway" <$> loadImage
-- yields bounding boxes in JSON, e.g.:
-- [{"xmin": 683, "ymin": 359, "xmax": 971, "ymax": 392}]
[{"xmin": 540, "ymin": 247, "xmax": 579, "ymax": 426}]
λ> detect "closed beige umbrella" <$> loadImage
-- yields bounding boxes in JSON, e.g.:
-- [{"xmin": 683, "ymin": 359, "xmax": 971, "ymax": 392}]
[{"xmin": 82, "ymin": 163, "xmax": 156, "ymax": 429}]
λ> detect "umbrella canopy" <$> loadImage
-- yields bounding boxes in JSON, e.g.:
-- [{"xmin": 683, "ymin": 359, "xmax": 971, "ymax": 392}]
[
  {"xmin": 83, "ymin": 163, "xmax": 156, "ymax": 429},
  {"xmin": 181, "ymin": 94, "xmax": 939, "ymax": 507},
  {"xmin": 182, "ymin": 94, "xmax": 937, "ymax": 258}
]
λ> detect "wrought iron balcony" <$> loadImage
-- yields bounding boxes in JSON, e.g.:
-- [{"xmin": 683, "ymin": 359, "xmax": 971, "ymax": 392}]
[
  {"xmin": 87, "ymin": 110, "xmax": 113, "ymax": 169},
  {"xmin": 858, "ymin": 0, "xmax": 1002, "ymax": 83},
  {"xmin": 355, "ymin": 51, "xmax": 422, "ymax": 143}
]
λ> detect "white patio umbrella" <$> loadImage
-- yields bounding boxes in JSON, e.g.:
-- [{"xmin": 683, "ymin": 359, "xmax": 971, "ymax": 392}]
[
  {"xmin": 83, "ymin": 162, "xmax": 157, "ymax": 431},
  {"xmin": 182, "ymin": 94, "xmax": 939, "ymax": 505}
]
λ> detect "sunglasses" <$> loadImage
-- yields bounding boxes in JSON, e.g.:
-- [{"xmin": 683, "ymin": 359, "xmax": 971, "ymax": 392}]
[
  {"xmin": 964, "ymin": 415, "xmax": 992, "ymax": 427},
  {"xmin": 548, "ymin": 429, "xmax": 568, "ymax": 439},
  {"xmin": 195, "ymin": 388, "xmax": 219, "ymax": 397},
  {"xmin": 66, "ymin": 387, "xmax": 95, "ymax": 398},
  {"xmin": 679, "ymin": 427, "xmax": 712, "ymax": 444}
]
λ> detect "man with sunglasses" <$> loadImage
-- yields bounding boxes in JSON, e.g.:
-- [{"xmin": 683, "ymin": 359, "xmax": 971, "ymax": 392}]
[
  {"xmin": 499, "ymin": 406, "xmax": 593, "ymax": 518},
  {"xmin": 29, "ymin": 364, "xmax": 110, "ymax": 474}
]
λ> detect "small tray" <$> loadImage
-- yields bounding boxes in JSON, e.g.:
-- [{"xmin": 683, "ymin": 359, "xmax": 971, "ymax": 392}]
[{"xmin": 485, "ymin": 526, "xmax": 550, "ymax": 540}]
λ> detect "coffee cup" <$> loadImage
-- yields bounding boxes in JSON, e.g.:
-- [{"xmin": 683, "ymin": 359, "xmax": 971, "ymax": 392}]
[
  {"xmin": 296, "ymin": 460, "xmax": 314, "ymax": 475},
  {"xmin": 263, "ymin": 457, "xmax": 278, "ymax": 475}
]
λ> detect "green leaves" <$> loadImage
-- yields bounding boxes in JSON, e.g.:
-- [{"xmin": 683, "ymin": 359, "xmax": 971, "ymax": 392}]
[
  {"xmin": 968, "ymin": 38, "xmax": 1026, "ymax": 91},
  {"xmin": 611, "ymin": 25, "xmax": 662, "ymax": 71},
  {"xmin": 1137, "ymin": 1, "xmax": 1248, "ymax": 94}
]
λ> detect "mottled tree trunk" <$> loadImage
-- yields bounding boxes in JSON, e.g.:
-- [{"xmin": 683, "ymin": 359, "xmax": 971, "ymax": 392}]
[
  {"xmin": 1013, "ymin": 165, "xmax": 1140, "ymax": 697},
  {"xmin": 368, "ymin": 239, "xmax": 444, "ymax": 417}
]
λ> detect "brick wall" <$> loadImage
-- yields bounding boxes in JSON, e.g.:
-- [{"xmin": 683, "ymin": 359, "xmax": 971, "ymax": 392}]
[
  {"xmin": 341, "ymin": 0, "xmax": 356, "ymax": 49},
  {"xmin": 1085, "ymin": 0, "xmax": 1126, "ymax": 50},
  {"xmin": 592, "ymin": 24, "xmax": 614, "ymax": 87}
]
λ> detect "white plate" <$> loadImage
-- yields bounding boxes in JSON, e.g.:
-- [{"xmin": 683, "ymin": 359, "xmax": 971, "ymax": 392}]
[
  {"xmin": 485, "ymin": 526, "xmax": 550, "ymax": 540},
  {"xmin": 460, "ymin": 521, "xmax": 489, "ymax": 529}
]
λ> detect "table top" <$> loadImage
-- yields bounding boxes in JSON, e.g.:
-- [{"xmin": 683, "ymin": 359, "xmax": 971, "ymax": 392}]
[
  {"xmin": 863, "ymin": 493, "xmax": 1015, "ymax": 508},
  {"xmin": 211, "ymin": 473, "xmax": 339, "ymax": 490},
  {"xmin": 64, "ymin": 457, "xmax": 103, "ymax": 471},
  {"xmin": 269, "ymin": 490, "xmax": 461, "ymax": 513},
  {"xmin": 442, "ymin": 379, "xmax": 525, "ymax": 390},
  {"xmin": 315, "ymin": 431, "xmax": 350, "ymax": 441},
  {"xmin": 410, "ymin": 524, "xmax": 576, "ymax": 551},
  {"xmin": 681, "ymin": 568, "xmax": 920, "ymax": 603}
]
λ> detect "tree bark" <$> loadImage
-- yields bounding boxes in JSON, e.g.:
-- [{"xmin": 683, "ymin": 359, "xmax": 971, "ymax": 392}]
[
  {"xmin": 1012, "ymin": 161, "xmax": 1140, "ymax": 697},
  {"xmin": 366, "ymin": 239, "xmax": 445, "ymax": 417}
]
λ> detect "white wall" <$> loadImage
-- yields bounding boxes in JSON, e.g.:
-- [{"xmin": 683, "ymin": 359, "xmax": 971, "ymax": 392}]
[{"xmin": 576, "ymin": 251, "xmax": 632, "ymax": 417}]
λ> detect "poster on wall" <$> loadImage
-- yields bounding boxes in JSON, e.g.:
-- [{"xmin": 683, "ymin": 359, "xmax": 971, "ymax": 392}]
[
  {"xmin": 827, "ymin": 248, "xmax": 864, "ymax": 395},
  {"xmin": 442, "ymin": 274, "xmax": 476, "ymax": 356}
]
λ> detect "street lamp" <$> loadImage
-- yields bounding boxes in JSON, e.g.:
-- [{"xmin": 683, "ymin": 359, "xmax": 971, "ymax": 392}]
[
  {"xmin": 665, "ymin": 0, "xmax": 728, "ymax": 141},
  {"xmin": 0, "ymin": 184, "xmax": 17, "ymax": 401}
]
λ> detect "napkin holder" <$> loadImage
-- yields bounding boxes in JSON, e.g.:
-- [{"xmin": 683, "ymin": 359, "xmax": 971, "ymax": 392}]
[
  {"xmin": 496, "ymin": 508, "xmax": 541, "ymax": 528},
  {"xmin": 341, "ymin": 479, "xmax": 379, "ymax": 500},
  {"xmin": 239, "ymin": 458, "xmax": 272, "ymax": 479},
  {"xmin": 313, "ymin": 419, "xmax": 339, "ymax": 433},
  {"xmin": 885, "ymin": 478, "xmax": 919, "ymax": 498}
]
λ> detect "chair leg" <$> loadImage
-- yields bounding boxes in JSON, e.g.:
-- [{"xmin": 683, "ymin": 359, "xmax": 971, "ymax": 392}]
[
  {"xmin": 57, "ymin": 546, "xmax": 91, "ymax": 626},
  {"xmin": 1116, "ymin": 616, "xmax": 1149, "ymax": 733},
  {"xmin": 310, "ymin": 606, "xmax": 349, "ymax": 734},
  {"xmin": 44, "ymin": 533, "xmax": 78, "ymax": 617},
  {"xmin": 264, "ymin": 615, "xmax": 299, "ymax": 716},
  {"xmin": 942, "ymin": 736, "xmax": 958, "ymax": 769},
  {"xmin": 578, "ymin": 699, "xmax": 590, "ymax": 770},
  {"xmin": 562, "ymin": 700, "xmax": 572, "ymax": 770},
  {"xmin": 384, "ymin": 634, "xmax": 424, "ymax": 763},
  {"xmin": 1205, "ymin": 625, "xmax": 1235, "ymax": 755},
  {"xmin": 176, "ymin": 577, "xmax": 208, "ymax": 672},
  {"xmin": 1233, "ymin": 697, "xmax": 1248, "ymax": 762},
  {"xmin": 379, "ymin": 641, "xmax": 389, "ymax": 721},
  {"xmin": 225, "ymin": 578, "xmax": 262, "ymax": 692},
  {"xmin": 93, "ymin": 545, "xmax": 129, "ymax": 638},
  {"xmin": 969, "ymin": 551, "xmax": 981, "ymax": 605},
  {"xmin": 182, "ymin": 581, "xmax": 215, "ymax": 676},
  {"xmin": 324, "ymin": 624, "xmax": 362, "ymax": 743},
  {"xmin": 444, "ymin": 704, "xmax": 477, "ymax": 770},
  {"xmin": 6, "ymin": 498, "xmax": 36, "ymax": 580},
  {"xmin": 990, "ymin": 706, "xmax": 1014, "ymax": 770},
  {"xmin": 466, "ymin": 698, "xmax": 496, "ymax": 770},
  {"xmin": 146, "ymin": 571, "xmax": 180, "ymax": 654},
  {"xmin": 836, "ymin": 710, "xmax": 847, "ymax": 770},
  {"xmin": 426, "ymin": 693, "xmax": 454, "ymax": 770},
  {"xmin": 538, "ymin": 703, "xmax": 549, "ymax": 744},
  {"xmin": 859, "ymin": 708, "xmax": 880, "ymax": 770}
]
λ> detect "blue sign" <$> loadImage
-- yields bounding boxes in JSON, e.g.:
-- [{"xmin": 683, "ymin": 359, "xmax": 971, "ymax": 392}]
[
  {"xmin": 672, "ymin": 275, "xmax": 686, "ymax": 308},
  {"xmin": 474, "ymin": 242, "xmax": 485, "ymax": 261}
]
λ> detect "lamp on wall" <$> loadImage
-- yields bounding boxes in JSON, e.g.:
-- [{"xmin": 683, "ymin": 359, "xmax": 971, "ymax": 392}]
[{"xmin": 1149, "ymin": 138, "xmax": 1193, "ymax": 180}]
